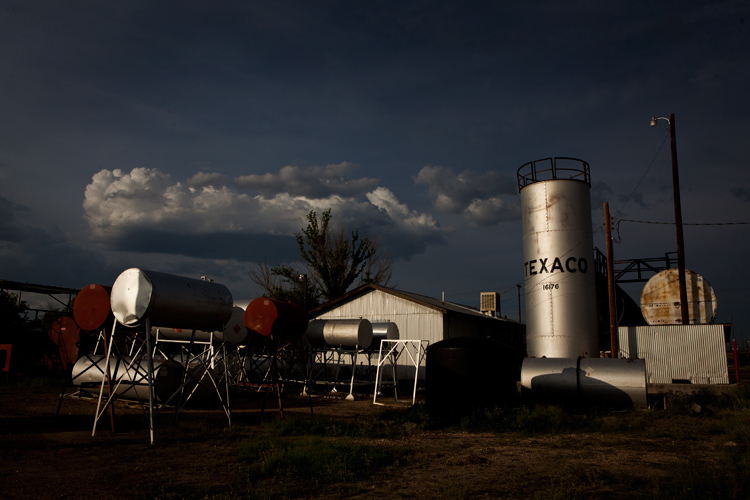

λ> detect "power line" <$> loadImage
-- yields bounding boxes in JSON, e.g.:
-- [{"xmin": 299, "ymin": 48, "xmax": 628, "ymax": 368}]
[
  {"xmin": 618, "ymin": 218, "xmax": 750, "ymax": 226},
  {"xmin": 614, "ymin": 132, "xmax": 670, "ymax": 219}
]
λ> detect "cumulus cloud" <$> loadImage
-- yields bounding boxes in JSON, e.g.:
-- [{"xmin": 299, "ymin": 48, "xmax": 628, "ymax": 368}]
[
  {"xmin": 414, "ymin": 165, "xmax": 520, "ymax": 226},
  {"xmin": 233, "ymin": 162, "xmax": 379, "ymax": 198},
  {"xmin": 366, "ymin": 187, "xmax": 449, "ymax": 258},
  {"xmin": 187, "ymin": 171, "xmax": 227, "ymax": 188},
  {"xmin": 82, "ymin": 167, "xmax": 447, "ymax": 262},
  {"xmin": 464, "ymin": 197, "xmax": 521, "ymax": 226}
]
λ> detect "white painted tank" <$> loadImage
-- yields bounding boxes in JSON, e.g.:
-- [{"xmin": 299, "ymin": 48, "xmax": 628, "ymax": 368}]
[
  {"xmin": 305, "ymin": 319, "xmax": 374, "ymax": 348},
  {"xmin": 110, "ymin": 268, "xmax": 233, "ymax": 332},
  {"xmin": 518, "ymin": 158, "xmax": 599, "ymax": 358},
  {"xmin": 640, "ymin": 268, "xmax": 718, "ymax": 325}
]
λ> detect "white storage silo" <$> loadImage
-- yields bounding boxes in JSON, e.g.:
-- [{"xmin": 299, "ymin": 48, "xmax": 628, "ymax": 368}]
[{"xmin": 518, "ymin": 157, "xmax": 599, "ymax": 358}]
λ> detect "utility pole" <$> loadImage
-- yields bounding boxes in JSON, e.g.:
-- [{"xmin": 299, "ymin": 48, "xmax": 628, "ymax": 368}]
[
  {"xmin": 604, "ymin": 202, "xmax": 617, "ymax": 358},
  {"xmin": 669, "ymin": 114, "xmax": 690, "ymax": 325},
  {"xmin": 652, "ymin": 113, "xmax": 689, "ymax": 324},
  {"xmin": 517, "ymin": 284, "xmax": 522, "ymax": 323}
]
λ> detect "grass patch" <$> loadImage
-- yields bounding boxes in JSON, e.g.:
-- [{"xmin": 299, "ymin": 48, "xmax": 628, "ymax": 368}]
[
  {"xmin": 265, "ymin": 405, "xmax": 431, "ymax": 439},
  {"xmin": 237, "ymin": 436, "xmax": 406, "ymax": 498}
]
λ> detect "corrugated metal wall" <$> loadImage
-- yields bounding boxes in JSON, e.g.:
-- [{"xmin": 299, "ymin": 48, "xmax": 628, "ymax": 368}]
[
  {"xmin": 618, "ymin": 325, "xmax": 729, "ymax": 384},
  {"xmin": 315, "ymin": 289, "xmax": 444, "ymax": 378}
]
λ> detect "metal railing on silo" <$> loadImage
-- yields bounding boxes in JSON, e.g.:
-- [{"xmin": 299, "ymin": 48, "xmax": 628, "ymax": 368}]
[{"xmin": 517, "ymin": 157, "xmax": 591, "ymax": 190}]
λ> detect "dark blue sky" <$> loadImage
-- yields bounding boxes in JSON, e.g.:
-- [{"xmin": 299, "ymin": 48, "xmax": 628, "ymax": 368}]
[{"xmin": 1, "ymin": 1, "xmax": 749, "ymax": 337}]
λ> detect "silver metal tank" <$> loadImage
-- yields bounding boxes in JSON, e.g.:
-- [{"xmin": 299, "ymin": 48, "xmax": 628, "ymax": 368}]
[
  {"xmin": 518, "ymin": 158, "xmax": 599, "ymax": 358},
  {"xmin": 72, "ymin": 355, "xmax": 183, "ymax": 403},
  {"xmin": 370, "ymin": 322, "xmax": 399, "ymax": 350},
  {"xmin": 305, "ymin": 319, "xmax": 374, "ymax": 348},
  {"xmin": 110, "ymin": 268, "xmax": 233, "ymax": 332},
  {"xmin": 150, "ymin": 306, "xmax": 248, "ymax": 345},
  {"xmin": 520, "ymin": 357, "xmax": 647, "ymax": 408}
]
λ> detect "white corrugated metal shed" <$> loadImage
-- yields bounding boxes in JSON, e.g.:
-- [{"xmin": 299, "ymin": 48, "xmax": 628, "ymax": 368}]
[
  {"xmin": 309, "ymin": 284, "xmax": 525, "ymax": 378},
  {"xmin": 618, "ymin": 324, "xmax": 729, "ymax": 384}
]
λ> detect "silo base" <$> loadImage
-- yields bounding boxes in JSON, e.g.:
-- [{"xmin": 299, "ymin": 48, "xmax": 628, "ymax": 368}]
[{"xmin": 520, "ymin": 357, "xmax": 648, "ymax": 409}]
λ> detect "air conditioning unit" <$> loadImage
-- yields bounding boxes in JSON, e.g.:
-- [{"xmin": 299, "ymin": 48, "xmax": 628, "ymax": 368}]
[{"xmin": 480, "ymin": 292, "xmax": 500, "ymax": 313}]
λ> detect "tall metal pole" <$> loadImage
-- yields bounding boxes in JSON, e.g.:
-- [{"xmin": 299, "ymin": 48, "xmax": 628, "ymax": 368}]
[
  {"xmin": 604, "ymin": 202, "xmax": 618, "ymax": 358},
  {"xmin": 669, "ymin": 113, "xmax": 690, "ymax": 325},
  {"xmin": 517, "ymin": 284, "xmax": 521, "ymax": 322}
]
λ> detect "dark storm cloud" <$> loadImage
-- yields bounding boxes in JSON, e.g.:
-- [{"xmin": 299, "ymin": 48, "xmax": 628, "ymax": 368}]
[
  {"xmin": 1, "ymin": 0, "xmax": 749, "ymax": 324},
  {"xmin": 100, "ymin": 228, "xmax": 300, "ymax": 263},
  {"xmin": 413, "ymin": 166, "xmax": 519, "ymax": 226},
  {"xmin": 730, "ymin": 187, "xmax": 750, "ymax": 203},
  {"xmin": 0, "ymin": 196, "xmax": 29, "ymax": 243}
]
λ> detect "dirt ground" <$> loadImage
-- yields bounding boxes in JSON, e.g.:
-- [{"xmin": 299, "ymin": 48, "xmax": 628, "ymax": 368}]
[{"xmin": 0, "ymin": 383, "xmax": 740, "ymax": 500}]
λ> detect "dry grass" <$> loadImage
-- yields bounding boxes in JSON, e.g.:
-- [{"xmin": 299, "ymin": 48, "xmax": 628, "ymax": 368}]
[{"xmin": 2, "ymin": 381, "xmax": 750, "ymax": 500}]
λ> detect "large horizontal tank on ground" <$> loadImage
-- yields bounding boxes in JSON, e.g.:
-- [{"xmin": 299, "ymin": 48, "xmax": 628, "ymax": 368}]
[
  {"xmin": 305, "ymin": 319, "xmax": 374, "ymax": 349},
  {"xmin": 517, "ymin": 158, "xmax": 599, "ymax": 358},
  {"xmin": 110, "ymin": 269, "xmax": 233, "ymax": 332},
  {"xmin": 520, "ymin": 357, "xmax": 647, "ymax": 408},
  {"xmin": 640, "ymin": 268, "xmax": 718, "ymax": 325}
]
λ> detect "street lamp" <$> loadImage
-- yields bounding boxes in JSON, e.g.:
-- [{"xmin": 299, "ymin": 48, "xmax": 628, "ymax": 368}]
[{"xmin": 650, "ymin": 113, "xmax": 689, "ymax": 324}]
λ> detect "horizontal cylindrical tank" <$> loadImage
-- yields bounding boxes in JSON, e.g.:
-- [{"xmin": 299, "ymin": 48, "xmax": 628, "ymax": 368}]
[
  {"xmin": 520, "ymin": 357, "xmax": 647, "ymax": 408},
  {"xmin": 150, "ymin": 306, "xmax": 248, "ymax": 345},
  {"xmin": 110, "ymin": 268, "xmax": 233, "ymax": 331},
  {"xmin": 426, "ymin": 337, "xmax": 520, "ymax": 416},
  {"xmin": 371, "ymin": 322, "xmax": 399, "ymax": 349},
  {"xmin": 73, "ymin": 284, "xmax": 113, "ymax": 331},
  {"xmin": 72, "ymin": 355, "xmax": 183, "ymax": 403},
  {"xmin": 46, "ymin": 316, "xmax": 80, "ymax": 371},
  {"xmin": 305, "ymin": 319, "xmax": 374, "ymax": 348},
  {"xmin": 518, "ymin": 158, "xmax": 599, "ymax": 358},
  {"xmin": 640, "ymin": 268, "xmax": 718, "ymax": 325},
  {"xmin": 243, "ymin": 297, "xmax": 307, "ymax": 342}
]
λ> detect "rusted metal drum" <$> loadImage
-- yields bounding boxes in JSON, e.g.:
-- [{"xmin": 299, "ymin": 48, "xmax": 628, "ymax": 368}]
[
  {"xmin": 520, "ymin": 357, "xmax": 647, "ymax": 408},
  {"xmin": 73, "ymin": 284, "xmax": 113, "ymax": 331},
  {"xmin": 71, "ymin": 355, "xmax": 183, "ymax": 403},
  {"xmin": 305, "ymin": 319, "xmax": 374, "ymax": 348},
  {"xmin": 518, "ymin": 158, "xmax": 599, "ymax": 358},
  {"xmin": 243, "ymin": 298, "xmax": 307, "ymax": 341},
  {"xmin": 46, "ymin": 316, "xmax": 80, "ymax": 372},
  {"xmin": 640, "ymin": 268, "xmax": 718, "ymax": 325},
  {"xmin": 110, "ymin": 268, "xmax": 233, "ymax": 331}
]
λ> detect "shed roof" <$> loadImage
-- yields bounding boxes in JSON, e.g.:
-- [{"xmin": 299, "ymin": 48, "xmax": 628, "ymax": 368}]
[
  {"xmin": 310, "ymin": 284, "xmax": 523, "ymax": 325},
  {"xmin": 0, "ymin": 279, "xmax": 80, "ymax": 296}
]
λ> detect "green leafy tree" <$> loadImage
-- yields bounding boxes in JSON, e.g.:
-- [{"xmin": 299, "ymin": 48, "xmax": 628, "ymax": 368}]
[
  {"xmin": 249, "ymin": 260, "xmax": 322, "ymax": 311},
  {"xmin": 296, "ymin": 209, "xmax": 392, "ymax": 301},
  {"xmin": 250, "ymin": 209, "xmax": 394, "ymax": 307}
]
